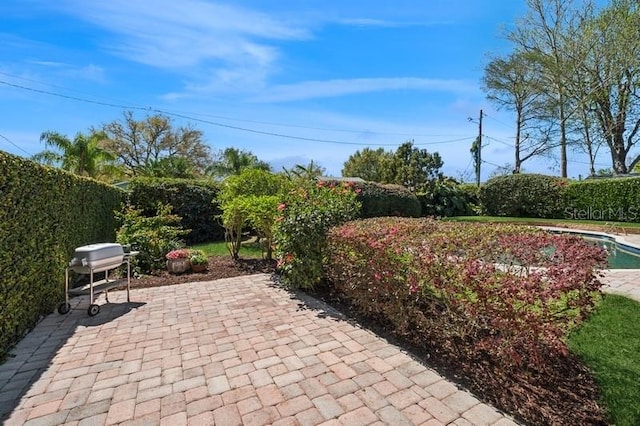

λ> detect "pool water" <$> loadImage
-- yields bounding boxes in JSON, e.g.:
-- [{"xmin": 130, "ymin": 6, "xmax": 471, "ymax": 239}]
[{"xmin": 583, "ymin": 237, "xmax": 640, "ymax": 269}]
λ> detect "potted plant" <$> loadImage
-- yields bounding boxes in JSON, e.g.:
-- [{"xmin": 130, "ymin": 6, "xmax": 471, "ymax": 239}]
[
  {"xmin": 165, "ymin": 248, "xmax": 191, "ymax": 274},
  {"xmin": 189, "ymin": 249, "xmax": 208, "ymax": 272}
]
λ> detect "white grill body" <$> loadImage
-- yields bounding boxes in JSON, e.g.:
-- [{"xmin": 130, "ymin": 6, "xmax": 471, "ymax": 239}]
[{"xmin": 69, "ymin": 243, "xmax": 124, "ymax": 274}]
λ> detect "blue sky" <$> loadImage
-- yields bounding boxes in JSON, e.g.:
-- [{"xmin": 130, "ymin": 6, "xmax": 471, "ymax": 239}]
[{"xmin": 0, "ymin": 1, "xmax": 607, "ymax": 180}]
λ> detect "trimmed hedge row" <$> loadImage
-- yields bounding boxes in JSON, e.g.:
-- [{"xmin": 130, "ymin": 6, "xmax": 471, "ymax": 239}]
[
  {"xmin": 478, "ymin": 173, "xmax": 640, "ymax": 222},
  {"xmin": 565, "ymin": 177, "xmax": 640, "ymax": 222},
  {"xmin": 353, "ymin": 181, "xmax": 421, "ymax": 218},
  {"xmin": 325, "ymin": 217, "xmax": 607, "ymax": 425},
  {"xmin": 0, "ymin": 152, "xmax": 123, "ymax": 360},
  {"xmin": 126, "ymin": 178, "xmax": 223, "ymax": 244}
]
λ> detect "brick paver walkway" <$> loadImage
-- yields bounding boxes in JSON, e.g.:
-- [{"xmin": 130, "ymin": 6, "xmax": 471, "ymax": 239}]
[
  {"xmin": 0, "ymin": 274, "xmax": 520, "ymax": 425},
  {"xmin": 601, "ymin": 270, "xmax": 640, "ymax": 302}
]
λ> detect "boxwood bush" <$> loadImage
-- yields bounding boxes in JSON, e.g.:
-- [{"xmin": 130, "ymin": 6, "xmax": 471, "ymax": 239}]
[
  {"xmin": 325, "ymin": 217, "xmax": 606, "ymax": 425},
  {"xmin": 479, "ymin": 173, "xmax": 568, "ymax": 218},
  {"xmin": 126, "ymin": 177, "xmax": 222, "ymax": 244},
  {"xmin": 0, "ymin": 152, "xmax": 123, "ymax": 360}
]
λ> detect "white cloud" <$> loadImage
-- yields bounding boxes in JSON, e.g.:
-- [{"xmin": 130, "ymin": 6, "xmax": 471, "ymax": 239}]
[
  {"xmin": 251, "ymin": 77, "xmax": 479, "ymax": 103},
  {"xmin": 63, "ymin": 64, "xmax": 107, "ymax": 83},
  {"xmin": 56, "ymin": 0, "xmax": 307, "ymax": 69},
  {"xmin": 49, "ymin": 0, "xmax": 314, "ymax": 97}
]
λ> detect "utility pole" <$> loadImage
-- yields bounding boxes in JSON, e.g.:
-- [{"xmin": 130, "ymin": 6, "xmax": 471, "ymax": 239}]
[{"xmin": 475, "ymin": 109, "xmax": 483, "ymax": 187}]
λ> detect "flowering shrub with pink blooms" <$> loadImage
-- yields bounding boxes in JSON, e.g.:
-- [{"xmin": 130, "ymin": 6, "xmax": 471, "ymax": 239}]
[{"xmin": 325, "ymin": 217, "xmax": 607, "ymax": 424}]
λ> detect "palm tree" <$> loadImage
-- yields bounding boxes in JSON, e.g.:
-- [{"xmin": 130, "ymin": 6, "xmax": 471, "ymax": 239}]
[
  {"xmin": 283, "ymin": 160, "xmax": 326, "ymax": 180},
  {"xmin": 32, "ymin": 130, "xmax": 115, "ymax": 178},
  {"xmin": 206, "ymin": 147, "xmax": 270, "ymax": 179}
]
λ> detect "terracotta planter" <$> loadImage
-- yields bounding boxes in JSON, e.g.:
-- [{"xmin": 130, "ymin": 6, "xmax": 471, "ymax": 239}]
[
  {"xmin": 191, "ymin": 264, "xmax": 207, "ymax": 273},
  {"xmin": 167, "ymin": 258, "xmax": 191, "ymax": 274}
]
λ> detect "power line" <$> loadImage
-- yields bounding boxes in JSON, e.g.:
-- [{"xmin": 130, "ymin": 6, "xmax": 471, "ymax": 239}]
[
  {"xmin": 0, "ymin": 71, "xmax": 471, "ymax": 139},
  {"xmin": 0, "ymin": 132, "xmax": 32, "ymax": 156},
  {"xmin": 481, "ymin": 159, "xmax": 504, "ymax": 168},
  {"xmin": 482, "ymin": 135, "xmax": 514, "ymax": 148},
  {"xmin": 0, "ymin": 78, "xmax": 474, "ymax": 147}
]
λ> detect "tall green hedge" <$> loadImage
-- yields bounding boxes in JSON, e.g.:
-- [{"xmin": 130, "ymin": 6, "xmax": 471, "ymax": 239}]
[
  {"xmin": 126, "ymin": 178, "xmax": 223, "ymax": 244},
  {"xmin": 565, "ymin": 177, "xmax": 640, "ymax": 222},
  {"xmin": 353, "ymin": 181, "xmax": 421, "ymax": 218},
  {"xmin": 479, "ymin": 174, "xmax": 568, "ymax": 218},
  {"xmin": 0, "ymin": 151, "xmax": 123, "ymax": 360}
]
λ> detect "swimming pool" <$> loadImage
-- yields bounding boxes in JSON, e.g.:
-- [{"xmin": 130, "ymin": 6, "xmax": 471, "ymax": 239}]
[
  {"xmin": 582, "ymin": 236, "xmax": 640, "ymax": 269},
  {"xmin": 545, "ymin": 228, "xmax": 640, "ymax": 269}
]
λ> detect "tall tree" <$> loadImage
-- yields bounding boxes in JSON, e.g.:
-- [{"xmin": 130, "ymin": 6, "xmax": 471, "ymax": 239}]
[
  {"xmin": 391, "ymin": 141, "xmax": 443, "ymax": 191},
  {"xmin": 100, "ymin": 111, "xmax": 212, "ymax": 177},
  {"xmin": 342, "ymin": 147, "xmax": 395, "ymax": 181},
  {"xmin": 508, "ymin": 0, "xmax": 584, "ymax": 177},
  {"xmin": 579, "ymin": 0, "xmax": 640, "ymax": 173},
  {"xmin": 483, "ymin": 51, "xmax": 552, "ymax": 173},
  {"xmin": 32, "ymin": 130, "xmax": 115, "ymax": 178},
  {"xmin": 342, "ymin": 142, "xmax": 443, "ymax": 191},
  {"xmin": 206, "ymin": 147, "xmax": 270, "ymax": 179}
]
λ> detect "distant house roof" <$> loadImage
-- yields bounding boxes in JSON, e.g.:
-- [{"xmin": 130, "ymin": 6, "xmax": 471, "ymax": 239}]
[{"xmin": 317, "ymin": 176, "xmax": 366, "ymax": 183}]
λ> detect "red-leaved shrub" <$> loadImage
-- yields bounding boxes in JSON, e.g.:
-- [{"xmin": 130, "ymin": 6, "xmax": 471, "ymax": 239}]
[{"xmin": 324, "ymin": 217, "xmax": 607, "ymax": 424}]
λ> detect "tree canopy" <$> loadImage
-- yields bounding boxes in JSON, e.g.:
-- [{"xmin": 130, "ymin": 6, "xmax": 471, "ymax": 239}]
[
  {"xmin": 342, "ymin": 141, "xmax": 443, "ymax": 192},
  {"xmin": 342, "ymin": 147, "xmax": 395, "ymax": 182},
  {"xmin": 485, "ymin": 0, "xmax": 640, "ymax": 176},
  {"xmin": 100, "ymin": 111, "xmax": 212, "ymax": 177},
  {"xmin": 206, "ymin": 147, "xmax": 270, "ymax": 180}
]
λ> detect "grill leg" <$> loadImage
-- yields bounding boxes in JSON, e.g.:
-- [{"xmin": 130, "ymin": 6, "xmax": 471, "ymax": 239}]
[
  {"xmin": 65, "ymin": 268, "xmax": 69, "ymax": 305},
  {"xmin": 126, "ymin": 259, "xmax": 131, "ymax": 302},
  {"xmin": 89, "ymin": 270, "xmax": 94, "ymax": 303}
]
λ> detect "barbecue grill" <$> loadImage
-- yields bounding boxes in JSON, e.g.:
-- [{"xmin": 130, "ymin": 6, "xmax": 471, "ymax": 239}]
[{"xmin": 58, "ymin": 243, "xmax": 138, "ymax": 316}]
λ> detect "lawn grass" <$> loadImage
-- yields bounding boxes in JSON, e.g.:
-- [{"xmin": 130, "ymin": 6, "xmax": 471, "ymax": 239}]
[
  {"xmin": 191, "ymin": 240, "xmax": 263, "ymax": 258},
  {"xmin": 448, "ymin": 215, "xmax": 640, "ymax": 232},
  {"xmin": 567, "ymin": 295, "xmax": 640, "ymax": 426}
]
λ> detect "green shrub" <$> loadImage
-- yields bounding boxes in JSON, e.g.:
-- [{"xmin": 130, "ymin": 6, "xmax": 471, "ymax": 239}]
[
  {"xmin": 417, "ymin": 179, "xmax": 475, "ymax": 217},
  {"xmin": 219, "ymin": 197, "xmax": 251, "ymax": 260},
  {"xmin": 352, "ymin": 181, "xmax": 421, "ymax": 218},
  {"xmin": 0, "ymin": 152, "xmax": 123, "ymax": 360},
  {"xmin": 325, "ymin": 217, "xmax": 606, "ymax": 425},
  {"xmin": 217, "ymin": 170, "xmax": 288, "ymax": 259},
  {"xmin": 246, "ymin": 195, "xmax": 280, "ymax": 260},
  {"xmin": 127, "ymin": 178, "xmax": 222, "ymax": 244},
  {"xmin": 564, "ymin": 177, "xmax": 640, "ymax": 222},
  {"xmin": 115, "ymin": 203, "xmax": 188, "ymax": 274},
  {"xmin": 457, "ymin": 183, "xmax": 480, "ymax": 214},
  {"xmin": 274, "ymin": 179, "xmax": 361, "ymax": 289},
  {"xmin": 217, "ymin": 169, "xmax": 286, "ymax": 204},
  {"xmin": 479, "ymin": 173, "xmax": 568, "ymax": 218}
]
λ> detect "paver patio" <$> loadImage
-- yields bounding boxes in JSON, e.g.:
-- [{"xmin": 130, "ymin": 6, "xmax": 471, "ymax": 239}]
[{"xmin": 0, "ymin": 274, "xmax": 524, "ymax": 426}]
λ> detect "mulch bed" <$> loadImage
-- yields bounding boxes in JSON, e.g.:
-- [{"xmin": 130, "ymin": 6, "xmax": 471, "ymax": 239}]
[
  {"xmin": 128, "ymin": 256, "xmax": 277, "ymax": 289},
  {"xmin": 130, "ymin": 256, "xmax": 608, "ymax": 426}
]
